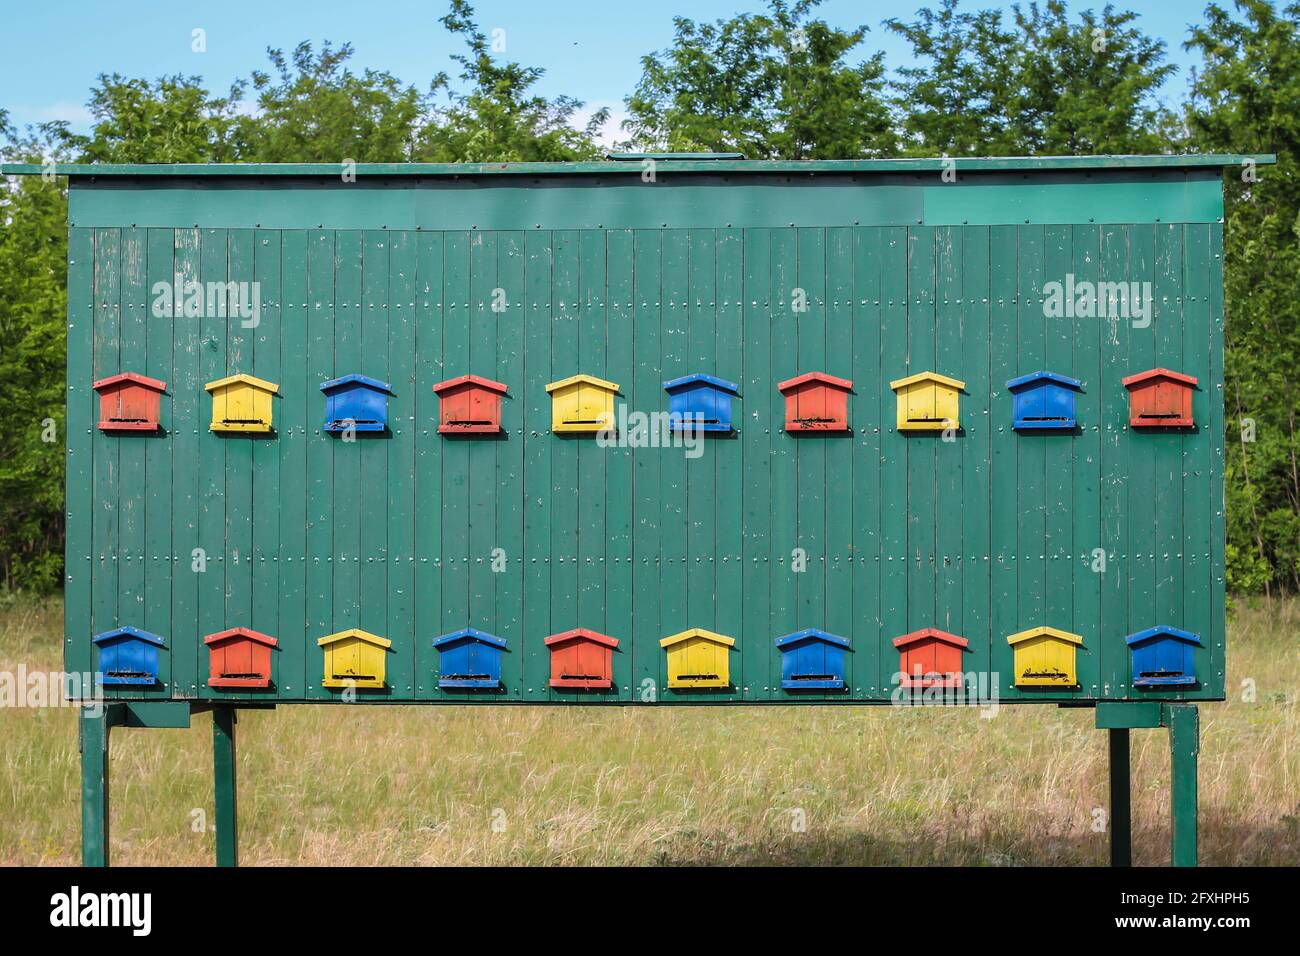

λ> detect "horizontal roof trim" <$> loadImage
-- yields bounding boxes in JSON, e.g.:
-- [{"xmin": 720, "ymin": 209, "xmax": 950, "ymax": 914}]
[
  {"xmin": 205, "ymin": 372, "xmax": 279, "ymax": 394},
  {"xmin": 1126, "ymin": 625, "xmax": 1203, "ymax": 647},
  {"xmin": 546, "ymin": 373, "xmax": 619, "ymax": 394},
  {"xmin": 659, "ymin": 628, "xmax": 736, "ymax": 649},
  {"xmin": 1006, "ymin": 370, "xmax": 1083, "ymax": 391},
  {"xmin": 433, "ymin": 628, "xmax": 507, "ymax": 649},
  {"xmin": 316, "ymin": 628, "xmax": 392, "ymax": 649},
  {"xmin": 893, "ymin": 627, "xmax": 969, "ymax": 649},
  {"xmin": 544, "ymin": 628, "xmax": 619, "ymax": 649},
  {"xmin": 775, "ymin": 628, "xmax": 852, "ymax": 650},
  {"xmin": 663, "ymin": 372, "xmax": 740, "ymax": 394},
  {"xmin": 433, "ymin": 374, "xmax": 508, "ymax": 395},
  {"xmin": 1122, "ymin": 367, "xmax": 1199, "ymax": 388},
  {"xmin": 890, "ymin": 371, "xmax": 966, "ymax": 391},
  {"xmin": 93, "ymin": 625, "xmax": 166, "ymax": 647},
  {"xmin": 320, "ymin": 373, "xmax": 392, "ymax": 393},
  {"xmin": 2, "ymin": 155, "xmax": 1274, "ymax": 178},
  {"xmin": 1007, "ymin": 626, "xmax": 1084, "ymax": 646},
  {"xmin": 204, "ymin": 626, "xmax": 278, "ymax": 647},
  {"xmin": 778, "ymin": 371, "xmax": 853, "ymax": 393}
]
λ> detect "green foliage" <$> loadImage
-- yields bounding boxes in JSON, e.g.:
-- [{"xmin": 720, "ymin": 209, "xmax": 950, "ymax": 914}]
[
  {"xmin": 0, "ymin": 149, "xmax": 69, "ymax": 591},
  {"xmin": 1186, "ymin": 1, "xmax": 1300, "ymax": 593},
  {"xmin": 623, "ymin": 0, "xmax": 895, "ymax": 158},
  {"xmin": 885, "ymin": 0, "xmax": 1177, "ymax": 155},
  {"xmin": 1, "ymin": 0, "xmax": 1298, "ymax": 595}
]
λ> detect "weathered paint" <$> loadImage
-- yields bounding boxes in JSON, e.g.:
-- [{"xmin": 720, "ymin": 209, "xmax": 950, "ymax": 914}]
[
  {"xmin": 320, "ymin": 373, "xmax": 392, "ymax": 433},
  {"xmin": 1122, "ymin": 367, "xmax": 1197, "ymax": 428},
  {"xmin": 204, "ymin": 626, "xmax": 278, "ymax": 689},
  {"xmin": 204, "ymin": 373, "xmax": 278, "ymax": 433},
  {"xmin": 48, "ymin": 161, "xmax": 1233, "ymax": 706},
  {"xmin": 317, "ymin": 628, "xmax": 391, "ymax": 689},
  {"xmin": 890, "ymin": 371, "xmax": 965, "ymax": 432},
  {"xmin": 660, "ymin": 628, "xmax": 734, "ymax": 689},
  {"xmin": 1007, "ymin": 626, "xmax": 1084, "ymax": 687},
  {"xmin": 92, "ymin": 372, "xmax": 166, "ymax": 431},
  {"xmin": 545, "ymin": 628, "xmax": 618, "ymax": 689},
  {"xmin": 432, "ymin": 374, "xmax": 507, "ymax": 434},
  {"xmin": 545, "ymin": 373, "xmax": 619, "ymax": 433}
]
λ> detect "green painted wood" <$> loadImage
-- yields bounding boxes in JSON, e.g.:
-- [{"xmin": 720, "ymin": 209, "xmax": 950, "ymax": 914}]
[
  {"xmin": 1098, "ymin": 224, "xmax": 1130, "ymax": 698},
  {"xmin": 1166, "ymin": 703, "xmax": 1199, "ymax": 866},
  {"xmin": 388, "ymin": 231, "xmax": 418, "ymax": 699},
  {"xmin": 11, "ymin": 153, "xmax": 1270, "ymax": 178},
  {"xmin": 740, "ymin": 229, "xmax": 771, "ymax": 699},
  {"xmin": 303, "ymin": 230, "xmax": 336, "ymax": 698},
  {"xmin": 851, "ymin": 228, "xmax": 883, "ymax": 694},
  {"xmin": 170, "ymin": 229, "xmax": 202, "ymax": 697},
  {"xmin": 1072, "ymin": 226, "xmax": 1104, "ymax": 699},
  {"xmin": 79, "ymin": 705, "xmax": 118, "ymax": 866},
  {"xmin": 878, "ymin": 228, "xmax": 909, "ymax": 694},
  {"xmin": 60, "ymin": 174, "xmax": 1230, "ymax": 233},
  {"xmin": 212, "ymin": 706, "xmax": 238, "ymax": 867},
  {"xmin": 143, "ymin": 230, "xmax": 174, "ymax": 700},
  {"xmin": 825, "ymin": 227, "xmax": 855, "ymax": 695},
  {"xmin": 91, "ymin": 229, "xmax": 121, "ymax": 690},
  {"xmin": 987, "ymin": 226, "xmax": 1020, "ymax": 699},
  {"xmin": 520, "ymin": 231, "xmax": 552, "ymax": 700},
  {"xmin": 604, "ymin": 229, "xmax": 635, "ymax": 700},
  {"xmin": 67, "ymin": 173, "xmax": 1231, "ymax": 707},
  {"xmin": 960, "ymin": 227, "xmax": 991, "ymax": 689},
  {"xmin": 65, "ymin": 229, "xmax": 95, "ymax": 690},
  {"xmin": 630, "ymin": 230, "xmax": 662, "ymax": 702},
  {"xmin": 277, "ymin": 231, "xmax": 308, "ymax": 697},
  {"xmin": 414, "ymin": 232, "xmax": 446, "ymax": 698}
]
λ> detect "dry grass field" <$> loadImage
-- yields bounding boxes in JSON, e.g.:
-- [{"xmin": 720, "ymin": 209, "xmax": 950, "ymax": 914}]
[{"xmin": 1, "ymin": 594, "xmax": 1296, "ymax": 866}]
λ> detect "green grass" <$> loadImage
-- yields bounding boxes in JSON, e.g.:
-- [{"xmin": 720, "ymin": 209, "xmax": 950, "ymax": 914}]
[{"xmin": 1, "ymin": 594, "xmax": 1296, "ymax": 865}]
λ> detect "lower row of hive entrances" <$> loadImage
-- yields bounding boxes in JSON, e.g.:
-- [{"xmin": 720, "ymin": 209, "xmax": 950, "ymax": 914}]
[{"xmin": 87, "ymin": 624, "xmax": 1203, "ymax": 693}]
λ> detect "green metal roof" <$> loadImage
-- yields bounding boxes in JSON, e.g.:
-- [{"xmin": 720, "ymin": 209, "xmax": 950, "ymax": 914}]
[{"xmin": 0, "ymin": 153, "xmax": 1275, "ymax": 178}]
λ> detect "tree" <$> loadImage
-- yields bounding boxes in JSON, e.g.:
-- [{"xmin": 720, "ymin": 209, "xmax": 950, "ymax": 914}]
[
  {"xmin": 417, "ymin": 0, "xmax": 608, "ymax": 162},
  {"xmin": 240, "ymin": 41, "xmax": 430, "ymax": 162},
  {"xmin": 887, "ymin": 0, "xmax": 1177, "ymax": 156},
  {"xmin": 623, "ymin": 0, "xmax": 895, "ymax": 158},
  {"xmin": 1185, "ymin": 0, "xmax": 1300, "ymax": 594}
]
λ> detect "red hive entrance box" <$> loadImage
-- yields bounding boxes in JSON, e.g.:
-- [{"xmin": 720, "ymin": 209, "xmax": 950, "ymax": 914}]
[
  {"xmin": 92, "ymin": 372, "xmax": 166, "ymax": 432},
  {"xmin": 432, "ymin": 374, "xmax": 508, "ymax": 434},
  {"xmin": 777, "ymin": 371, "xmax": 853, "ymax": 432},
  {"xmin": 204, "ymin": 626, "xmax": 278, "ymax": 689},
  {"xmin": 1121, "ymin": 367, "xmax": 1197, "ymax": 428},
  {"xmin": 892, "ymin": 627, "xmax": 969, "ymax": 688},
  {"xmin": 544, "ymin": 627, "xmax": 618, "ymax": 689}
]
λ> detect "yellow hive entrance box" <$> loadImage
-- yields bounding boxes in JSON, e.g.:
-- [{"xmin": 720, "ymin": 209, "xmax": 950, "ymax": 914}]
[
  {"xmin": 317, "ymin": 628, "xmax": 392, "ymax": 689},
  {"xmin": 545, "ymin": 374, "xmax": 619, "ymax": 433},
  {"xmin": 659, "ymin": 628, "xmax": 735, "ymax": 688},
  {"xmin": 205, "ymin": 373, "xmax": 279, "ymax": 433},
  {"xmin": 1007, "ymin": 626, "xmax": 1083, "ymax": 687},
  {"xmin": 889, "ymin": 371, "xmax": 965, "ymax": 432}
]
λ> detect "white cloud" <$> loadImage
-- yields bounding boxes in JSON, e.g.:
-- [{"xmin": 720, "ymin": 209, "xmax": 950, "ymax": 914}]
[
  {"xmin": 571, "ymin": 101, "xmax": 631, "ymax": 150},
  {"xmin": 36, "ymin": 102, "xmax": 94, "ymax": 126}
]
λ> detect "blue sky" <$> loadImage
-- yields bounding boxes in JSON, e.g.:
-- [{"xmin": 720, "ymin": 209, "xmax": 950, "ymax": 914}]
[{"xmin": 1, "ymin": 0, "xmax": 1221, "ymax": 145}]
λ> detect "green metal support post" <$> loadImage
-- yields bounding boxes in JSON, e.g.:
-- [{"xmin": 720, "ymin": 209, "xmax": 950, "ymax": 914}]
[
  {"xmin": 1164, "ymin": 704, "xmax": 1199, "ymax": 867},
  {"xmin": 79, "ymin": 703, "xmax": 123, "ymax": 866},
  {"xmin": 1108, "ymin": 728, "xmax": 1131, "ymax": 867},
  {"xmin": 212, "ymin": 706, "xmax": 238, "ymax": 867}
]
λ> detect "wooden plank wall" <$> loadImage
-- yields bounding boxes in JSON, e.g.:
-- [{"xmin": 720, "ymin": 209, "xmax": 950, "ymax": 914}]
[{"xmin": 68, "ymin": 224, "xmax": 1225, "ymax": 703}]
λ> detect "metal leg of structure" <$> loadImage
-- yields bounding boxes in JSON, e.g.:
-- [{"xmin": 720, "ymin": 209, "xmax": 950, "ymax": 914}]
[
  {"xmin": 213, "ymin": 706, "xmax": 239, "ymax": 867},
  {"xmin": 1108, "ymin": 727, "xmax": 1132, "ymax": 867},
  {"xmin": 1164, "ymin": 704, "xmax": 1199, "ymax": 867}
]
